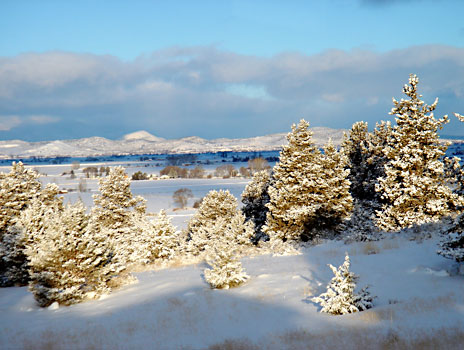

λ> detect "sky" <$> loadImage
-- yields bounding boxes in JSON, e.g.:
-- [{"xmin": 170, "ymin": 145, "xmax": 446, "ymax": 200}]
[{"xmin": 0, "ymin": 0, "xmax": 463, "ymax": 141}]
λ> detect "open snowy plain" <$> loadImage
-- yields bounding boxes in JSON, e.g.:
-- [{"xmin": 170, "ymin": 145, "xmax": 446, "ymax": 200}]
[
  {"xmin": 0, "ymin": 230, "xmax": 462, "ymax": 349},
  {"xmin": 0, "ymin": 158, "xmax": 463, "ymax": 349}
]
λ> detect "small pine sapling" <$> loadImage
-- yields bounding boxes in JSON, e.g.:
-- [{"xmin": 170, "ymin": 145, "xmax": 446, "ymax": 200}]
[
  {"xmin": 204, "ymin": 239, "xmax": 249, "ymax": 289},
  {"xmin": 312, "ymin": 254, "xmax": 374, "ymax": 315},
  {"xmin": 438, "ymin": 228, "xmax": 464, "ymax": 262}
]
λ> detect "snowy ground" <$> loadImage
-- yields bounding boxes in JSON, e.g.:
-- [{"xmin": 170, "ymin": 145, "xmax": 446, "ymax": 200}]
[{"xmin": 0, "ymin": 234, "xmax": 463, "ymax": 349}]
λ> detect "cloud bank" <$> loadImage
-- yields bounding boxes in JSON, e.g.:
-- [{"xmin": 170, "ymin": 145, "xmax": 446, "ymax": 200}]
[{"xmin": 0, "ymin": 45, "xmax": 463, "ymax": 141}]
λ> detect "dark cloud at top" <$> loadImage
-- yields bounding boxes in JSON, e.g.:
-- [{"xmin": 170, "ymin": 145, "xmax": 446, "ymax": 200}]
[{"xmin": 0, "ymin": 45, "xmax": 463, "ymax": 141}]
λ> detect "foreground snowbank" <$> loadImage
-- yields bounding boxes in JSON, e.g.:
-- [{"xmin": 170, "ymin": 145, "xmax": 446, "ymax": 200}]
[{"xmin": 0, "ymin": 235, "xmax": 462, "ymax": 349}]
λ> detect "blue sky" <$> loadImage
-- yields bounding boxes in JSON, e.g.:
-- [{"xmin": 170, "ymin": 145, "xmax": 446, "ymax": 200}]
[{"xmin": 0, "ymin": 0, "xmax": 463, "ymax": 141}]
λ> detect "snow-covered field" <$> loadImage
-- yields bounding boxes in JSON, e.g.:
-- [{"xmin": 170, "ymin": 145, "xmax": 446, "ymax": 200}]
[{"xmin": 0, "ymin": 234, "xmax": 462, "ymax": 349}]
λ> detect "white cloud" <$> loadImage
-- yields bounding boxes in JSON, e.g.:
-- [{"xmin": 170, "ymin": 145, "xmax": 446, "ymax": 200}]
[
  {"xmin": 0, "ymin": 45, "xmax": 462, "ymax": 140},
  {"xmin": 27, "ymin": 115, "xmax": 60, "ymax": 124},
  {"xmin": 225, "ymin": 84, "xmax": 272, "ymax": 100},
  {"xmin": 0, "ymin": 115, "xmax": 22, "ymax": 131}
]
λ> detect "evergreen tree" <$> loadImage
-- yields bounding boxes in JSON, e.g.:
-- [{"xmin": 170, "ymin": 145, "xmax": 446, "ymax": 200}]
[
  {"xmin": 315, "ymin": 140, "xmax": 353, "ymax": 231},
  {"xmin": 311, "ymin": 254, "xmax": 374, "ymax": 315},
  {"xmin": 437, "ymin": 219, "xmax": 463, "ymax": 262},
  {"xmin": 203, "ymin": 214, "xmax": 251, "ymax": 289},
  {"xmin": 132, "ymin": 210, "xmax": 180, "ymax": 263},
  {"xmin": 342, "ymin": 201, "xmax": 381, "ymax": 243},
  {"xmin": 92, "ymin": 166, "xmax": 146, "ymax": 230},
  {"xmin": 0, "ymin": 162, "xmax": 42, "ymax": 237},
  {"xmin": 341, "ymin": 121, "xmax": 391, "ymax": 208},
  {"xmin": 26, "ymin": 201, "xmax": 125, "ymax": 307},
  {"xmin": 342, "ymin": 121, "xmax": 372, "ymax": 202},
  {"xmin": 241, "ymin": 170, "xmax": 272, "ymax": 244},
  {"xmin": 264, "ymin": 120, "xmax": 321, "ymax": 242},
  {"xmin": 375, "ymin": 74, "xmax": 461, "ymax": 231},
  {"xmin": 185, "ymin": 190, "xmax": 253, "ymax": 256},
  {"xmin": 341, "ymin": 121, "xmax": 391, "ymax": 242},
  {"xmin": 264, "ymin": 120, "xmax": 352, "ymax": 242},
  {"xmin": 0, "ymin": 162, "xmax": 62, "ymax": 287},
  {"xmin": 91, "ymin": 166, "xmax": 147, "ymax": 265},
  {"xmin": 437, "ymin": 113, "xmax": 464, "ymax": 262},
  {"xmin": 367, "ymin": 120, "xmax": 393, "ymax": 205},
  {"xmin": 204, "ymin": 239, "xmax": 249, "ymax": 289},
  {"xmin": 0, "ymin": 187, "xmax": 63, "ymax": 287}
]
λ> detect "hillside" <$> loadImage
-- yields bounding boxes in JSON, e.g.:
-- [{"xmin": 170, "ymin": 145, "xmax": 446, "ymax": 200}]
[{"xmin": 0, "ymin": 127, "xmax": 347, "ymax": 159}]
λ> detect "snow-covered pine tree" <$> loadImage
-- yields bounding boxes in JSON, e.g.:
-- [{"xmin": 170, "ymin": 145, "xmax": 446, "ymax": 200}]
[
  {"xmin": 185, "ymin": 190, "xmax": 253, "ymax": 256},
  {"xmin": 241, "ymin": 170, "xmax": 272, "ymax": 244},
  {"xmin": 92, "ymin": 166, "xmax": 146, "ymax": 229},
  {"xmin": 437, "ymin": 112, "xmax": 464, "ymax": 263},
  {"xmin": 264, "ymin": 121, "xmax": 352, "ymax": 243},
  {"xmin": 315, "ymin": 139, "xmax": 353, "ymax": 232},
  {"xmin": 342, "ymin": 121, "xmax": 372, "ymax": 202},
  {"xmin": 342, "ymin": 121, "xmax": 391, "ymax": 207},
  {"xmin": 264, "ymin": 120, "xmax": 322, "ymax": 242},
  {"xmin": 311, "ymin": 254, "xmax": 374, "ymax": 315},
  {"xmin": 340, "ymin": 121, "xmax": 392, "ymax": 242},
  {"xmin": 375, "ymin": 74, "xmax": 461, "ymax": 231},
  {"xmin": 204, "ymin": 239, "xmax": 249, "ymax": 289},
  {"xmin": 203, "ymin": 216, "xmax": 250, "ymax": 289},
  {"xmin": 0, "ymin": 162, "xmax": 42, "ymax": 237},
  {"xmin": 366, "ymin": 120, "xmax": 393, "ymax": 204},
  {"xmin": 91, "ymin": 166, "xmax": 147, "ymax": 265},
  {"xmin": 443, "ymin": 114, "xmax": 464, "ymax": 203},
  {"xmin": 26, "ymin": 201, "xmax": 125, "ymax": 307},
  {"xmin": 131, "ymin": 210, "xmax": 180, "ymax": 263},
  {"xmin": 342, "ymin": 200, "xmax": 381, "ymax": 243},
  {"xmin": 438, "ymin": 223, "xmax": 463, "ymax": 263},
  {"xmin": 0, "ymin": 185, "xmax": 63, "ymax": 287},
  {"xmin": 0, "ymin": 162, "xmax": 63, "ymax": 287}
]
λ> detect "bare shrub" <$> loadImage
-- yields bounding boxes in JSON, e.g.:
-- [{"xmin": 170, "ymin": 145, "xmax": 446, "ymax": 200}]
[
  {"xmin": 214, "ymin": 164, "xmax": 237, "ymax": 178},
  {"xmin": 362, "ymin": 242, "xmax": 380, "ymax": 255},
  {"xmin": 131, "ymin": 171, "xmax": 149, "ymax": 180},
  {"xmin": 189, "ymin": 165, "xmax": 205, "ymax": 178},
  {"xmin": 160, "ymin": 166, "xmax": 188, "ymax": 178},
  {"xmin": 173, "ymin": 188, "xmax": 194, "ymax": 208},
  {"xmin": 248, "ymin": 157, "xmax": 271, "ymax": 174},
  {"xmin": 78, "ymin": 178, "xmax": 87, "ymax": 192}
]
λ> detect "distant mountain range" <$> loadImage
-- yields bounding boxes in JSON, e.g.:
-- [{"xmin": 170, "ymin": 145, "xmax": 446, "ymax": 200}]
[{"xmin": 0, "ymin": 128, "xmax": 460, "ymax": 159}]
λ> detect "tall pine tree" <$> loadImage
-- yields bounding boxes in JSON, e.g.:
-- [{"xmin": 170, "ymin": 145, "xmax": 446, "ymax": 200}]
[
  {"xmin": 91, "ymin": 166, "xmax": 148, "ymax": 265},
  {"xmin": 264, "ymin": 120, "xmax": 352, "ymax": 242},
  {"xmin": 375, "ymin": 74, "xmax": 461, "ymax": 231}
]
